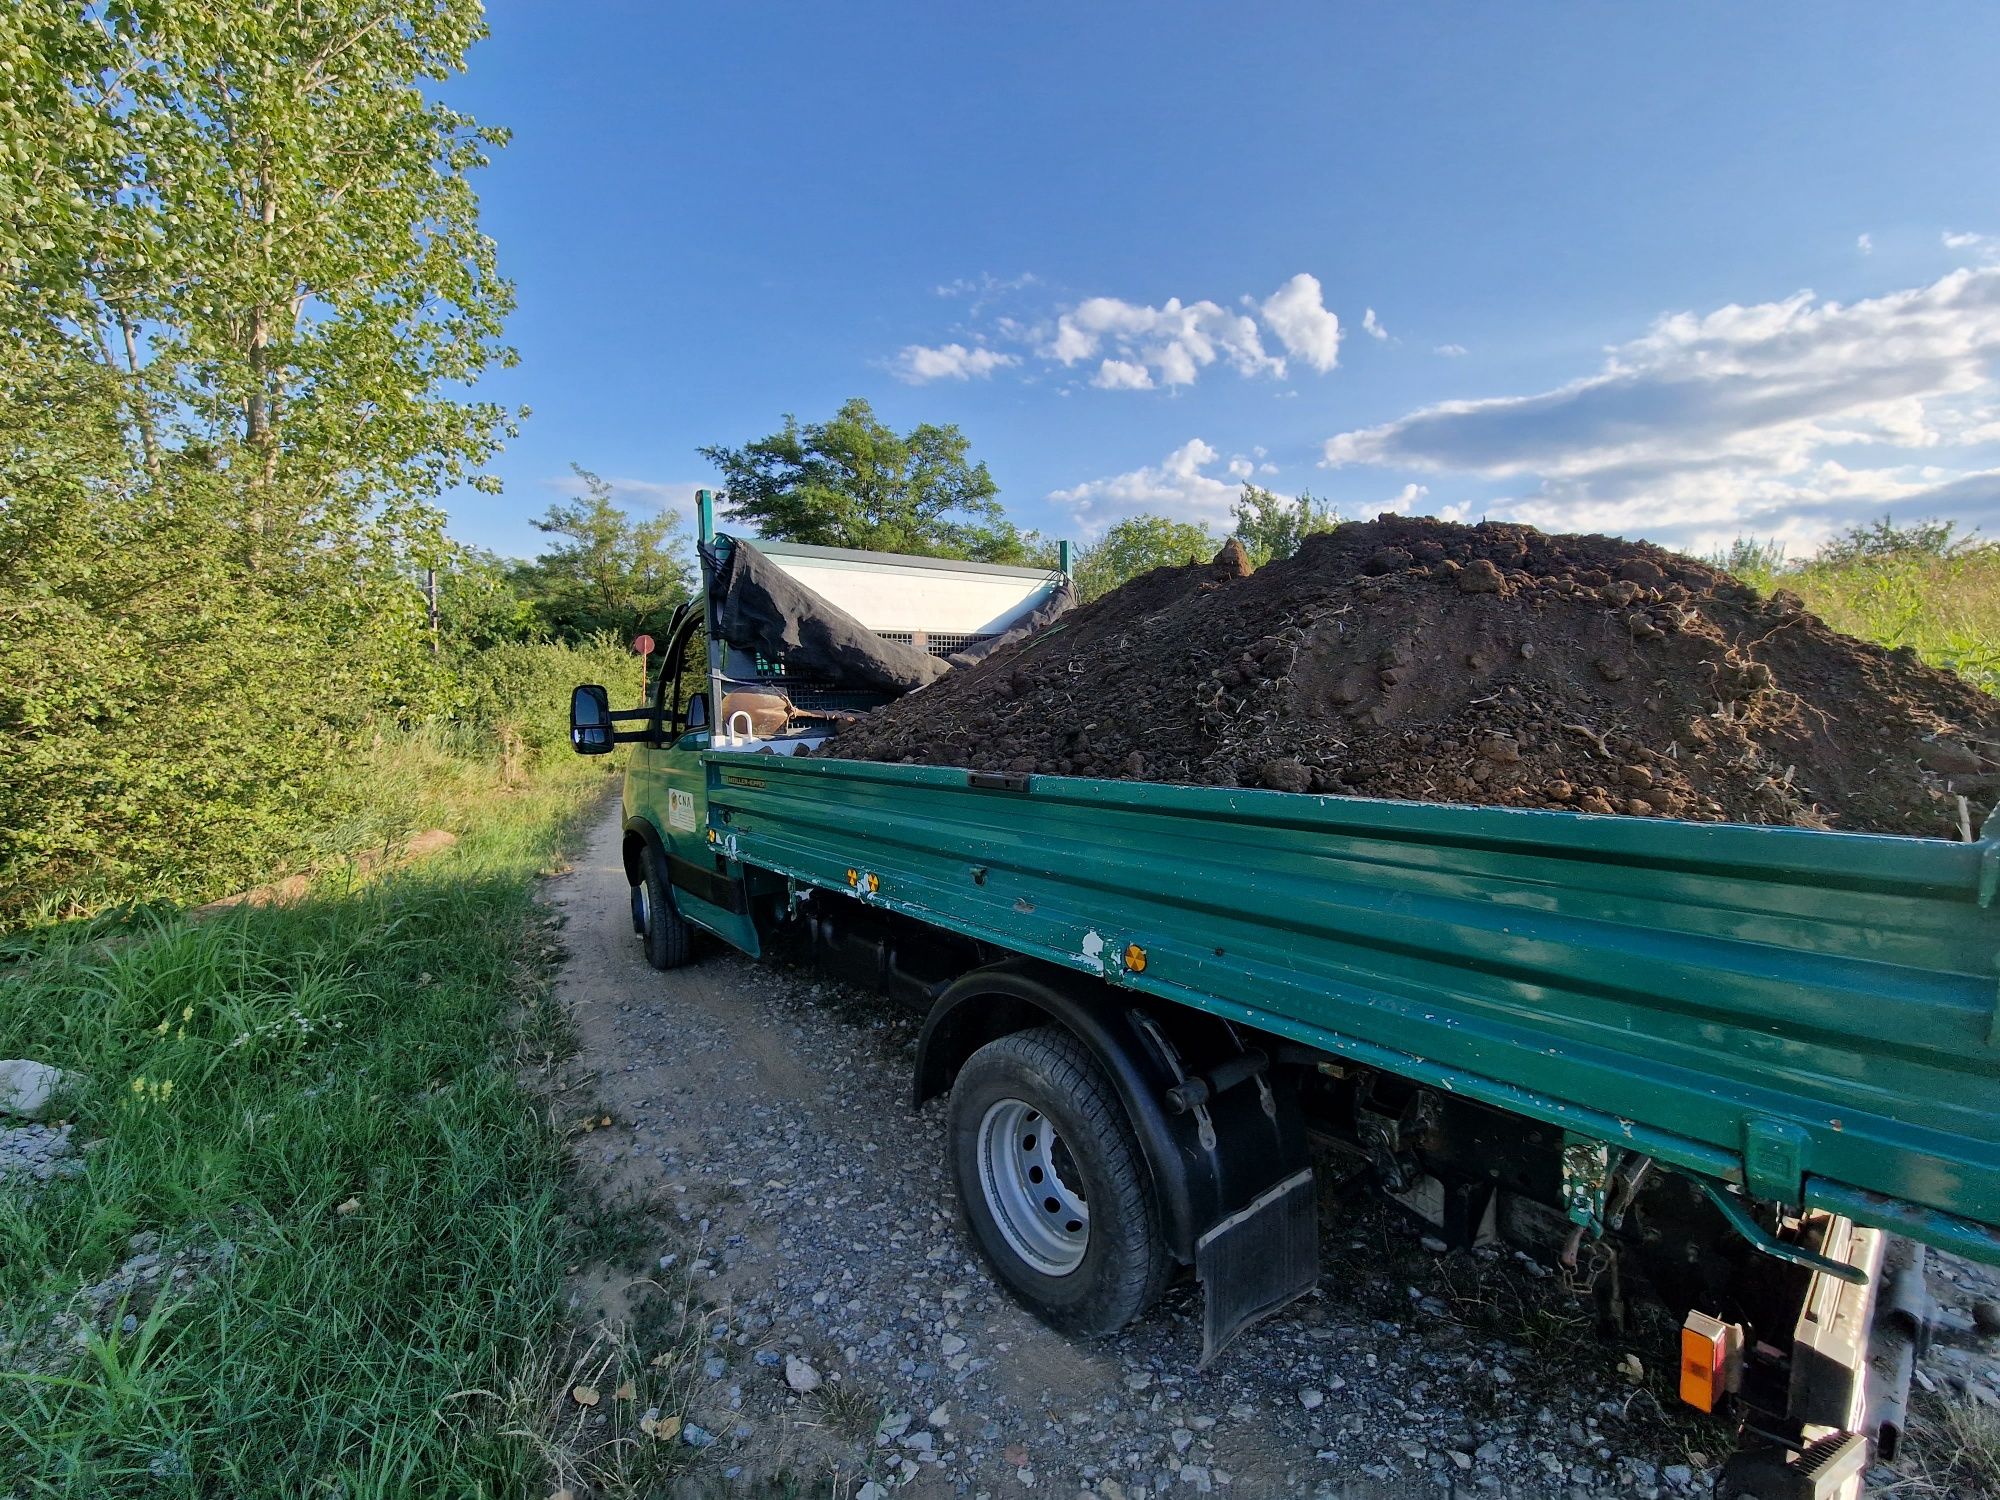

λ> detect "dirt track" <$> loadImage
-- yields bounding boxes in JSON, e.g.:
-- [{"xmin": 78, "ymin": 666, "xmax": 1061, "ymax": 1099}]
[{"xmin": 542, "ymin": 791, "xmax": 2000, "ymax": 1497}]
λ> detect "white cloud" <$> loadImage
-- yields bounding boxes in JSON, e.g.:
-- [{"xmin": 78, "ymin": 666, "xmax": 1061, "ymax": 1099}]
[
  {"xmin": 1435, "ymin": 343, "xmax": 1468, "ymax": 358},
  {"xmin": 1046, "ymin": 319, "xmax": 1096, "ymax": 364},
  {"xmin": 1259, "ymin": 274, "xmax": 1343, "ymax": 373},
  {"xmin": 892, "ymin": 342, "xmax": 1020, "ymax": 384},
  {"xmin": 1504, "ymin": 463, "xmax": 2000, "ymax": 557},
  {"xmin": 1362, "ymin": 307, "xmax": 1389, "ymax": 341},
  {"xmin": 1857, "ymin": 233, "xmax": 1874, "ymax": 256},
  {"xmin": 896, "ymin": 273, "xmax": 1363, "ymax": 392},
  {"xmin": 1049, "ymin": 438, "xmax": 1266, "ymax": 531},
  {"xmin": 1945, "ymin": 230, "xmax": 2000, "ymax": 262},
  {"xmin": 933, "ymin": 272, "xmax": 1040, "ymax": 313},
  {"xmin": 1380, "ymin": 482, "xmax": 1428, "ymax": 514},
  {"xmin": 1323, "ymin": 267, "xmax": 2000, "ymax": 550},
  {"xmin": 1046, "ymin": 293, "xmax": 1282, "ymax": 388},
  {"xmin": 1092, "ymin": 358, "xmax": 1154, "ymax": 390}
]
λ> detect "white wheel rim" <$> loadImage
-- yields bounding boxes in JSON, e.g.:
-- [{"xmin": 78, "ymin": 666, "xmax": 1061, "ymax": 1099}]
[
  {"xmin": 976, "ymin": 1097, "xmax": 1090, "ymax": 1276},
  {"xmin": 637, "ymin": 881, "xmax": 652, "ymax": 933}
]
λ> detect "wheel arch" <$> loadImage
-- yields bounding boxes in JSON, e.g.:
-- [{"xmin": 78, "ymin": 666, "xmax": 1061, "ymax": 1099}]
[
  {"xmin": 622, "ymin": 816, "xmax": 665, "ymax": 886},
  {"xmin": 915, "ymin": 957, "xmax": 1307, "ymax": 1265}
]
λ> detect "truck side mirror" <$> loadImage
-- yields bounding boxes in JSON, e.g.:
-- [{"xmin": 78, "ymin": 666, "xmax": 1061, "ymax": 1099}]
[
  {"xmin": 685, "ymin": 691, "xmax": 710, "ymax": 731},
  {"xmin": 570, "ymin": 684, "xmax": 614, "ymax": 755}
]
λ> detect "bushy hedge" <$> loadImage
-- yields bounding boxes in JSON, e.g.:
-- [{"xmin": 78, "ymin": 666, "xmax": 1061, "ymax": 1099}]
[
  {"xmin": 449, "ymin": 637, "xmax": 641, "ymax": 758},
  {"xmin": 0, "ymin": 630, "xmax": 643, "ymax": 930}
]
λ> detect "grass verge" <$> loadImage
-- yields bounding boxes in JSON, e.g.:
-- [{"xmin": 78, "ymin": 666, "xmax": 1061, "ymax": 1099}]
[{"xmin": 0, "ymin": 746, "xmax": 613, "ymax": 1497}]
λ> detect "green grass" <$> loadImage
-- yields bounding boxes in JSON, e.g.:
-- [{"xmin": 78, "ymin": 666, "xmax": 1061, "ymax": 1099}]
[
  {"xmin": 0, "ymin": 743, "xmax": 616, "ymax": 1497},
  {"xmin": 1777, "ymin": 551, "xmax": 2000, "ymax": 694},
  {"xmin": 1723, "ymin": 529, "xmax": 2000, "ymax": 695}
]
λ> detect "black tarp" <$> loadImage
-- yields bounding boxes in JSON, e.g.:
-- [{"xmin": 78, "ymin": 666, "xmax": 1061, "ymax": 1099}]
[
  {"xmin": 709, "ymin": 539, "xmax": 950, "ymax": 694},
  {"xmin": 707, "ymin": 538, "xmax": 1075, "ymax": 694},
  {"xmin": 945, "ymin": 575, "xmax": 1076, "ymax": 668}
]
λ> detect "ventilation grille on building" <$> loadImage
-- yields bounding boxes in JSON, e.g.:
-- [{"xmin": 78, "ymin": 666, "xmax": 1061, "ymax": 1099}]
[{"xmin": 875, "ymin": 631, "xmax": 995, "ymax": 657}]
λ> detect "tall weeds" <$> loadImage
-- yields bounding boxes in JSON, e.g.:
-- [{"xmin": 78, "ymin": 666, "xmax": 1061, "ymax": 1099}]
[{"xmin": 1720, "ymin": 520, "xmax": 2000, "ymax": 695}]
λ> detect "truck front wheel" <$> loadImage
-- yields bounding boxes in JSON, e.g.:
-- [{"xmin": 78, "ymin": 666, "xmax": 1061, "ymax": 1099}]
[
  {"xmin": 635, "ymin": 843, "xmax": 693, "ymax": 970},
  {"xmin": 948, "ymin": 1026, "xmax": 1170, "ymax": 1336}
]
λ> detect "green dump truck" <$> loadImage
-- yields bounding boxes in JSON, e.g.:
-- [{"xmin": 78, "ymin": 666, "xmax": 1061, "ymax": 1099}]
[{"xmin": 569, "ymin": 496, "xmax": 2000, "ymax": 1497}]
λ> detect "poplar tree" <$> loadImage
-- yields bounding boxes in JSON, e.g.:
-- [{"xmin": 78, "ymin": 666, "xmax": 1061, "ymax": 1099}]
[{"xmin": 0, "ymin": 0, "xmax": 516, "ymax": 918}]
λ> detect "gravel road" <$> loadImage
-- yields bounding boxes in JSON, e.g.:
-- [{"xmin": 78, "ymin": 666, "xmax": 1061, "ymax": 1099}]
[{"xmin": 542, "ymin": 792, "xmax": 1997, "ymax": 1499}]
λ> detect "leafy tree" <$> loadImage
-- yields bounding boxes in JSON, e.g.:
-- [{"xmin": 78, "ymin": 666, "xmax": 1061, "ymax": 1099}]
[
  {"xmin": 2, "ymin": 0, "xmax": 516, "ymax": 534},
  {"xmin": 511, "ymin": 467, "xmax": 692, "ymax": 641},
  {"xmin": 434, "ymin": 546, "xmax": 540, "ymax": 652},
  {"xmin": 1072, "ymin": 515, "xmax": 1217, "ymax": 601},
  {"xmin": 699, "ymin": 397, "xmax": 1030, "ymax": 561},
  {"xmin": 1232, "ymin": 484, "xmax": 1341, "ymax": 567},
  {"xmin": 0, "ymin": 0, "xmax": 515, "ymax": 920},
  {"xmin": 990, "ymin": 528, "xmax": 1065, "ymax": 569}
]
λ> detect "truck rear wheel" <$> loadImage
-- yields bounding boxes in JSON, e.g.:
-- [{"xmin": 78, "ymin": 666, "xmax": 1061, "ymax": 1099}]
[
  {"xmin": 948, "ymin": 1026, "xmax": 1170, "ymax": 1336},
  {"xmin": 635, "ymin": 843, "xmax": 693, "ymax": 970}
]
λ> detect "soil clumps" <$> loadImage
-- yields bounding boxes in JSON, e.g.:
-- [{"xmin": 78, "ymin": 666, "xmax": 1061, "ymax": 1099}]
[{"xmin": 817, "ymin": 515, "xmax": 2000, "ymax": 838}]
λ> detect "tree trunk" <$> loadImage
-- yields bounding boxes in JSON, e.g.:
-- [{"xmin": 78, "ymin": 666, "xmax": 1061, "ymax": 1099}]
[
  {"xmin": 246, "ymin": 182, "xmax": 280, "ymax": 490},
  {"xmin": 119, "ymin": 317, "xmax": 161, "ymax": 479}
]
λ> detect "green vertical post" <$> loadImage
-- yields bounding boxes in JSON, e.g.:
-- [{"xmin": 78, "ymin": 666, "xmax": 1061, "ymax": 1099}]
[
  {"xmin": 1058, "ymin": 539, "xmax": 1072, "ymax": 577},
  {"xmin": 697, "ymin": 488, "xmax": 716, "ymax": 544}
]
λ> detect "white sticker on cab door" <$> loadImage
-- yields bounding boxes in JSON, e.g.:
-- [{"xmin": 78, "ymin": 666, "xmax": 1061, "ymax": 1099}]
[{"xmin": 667, "ymin": 789, "xmax": 696, "ymax": 831}]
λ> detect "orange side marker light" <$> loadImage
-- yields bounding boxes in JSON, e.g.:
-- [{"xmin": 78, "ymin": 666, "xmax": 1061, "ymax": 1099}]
[{"xmin": 1679, "ymin": 1311, "xmax": 1740, "ymax": 1413}]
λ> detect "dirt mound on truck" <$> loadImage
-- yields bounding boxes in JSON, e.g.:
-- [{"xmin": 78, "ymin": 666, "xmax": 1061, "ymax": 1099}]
[{"xmin": 815, "ymin": 515, "xmax": 2000, "ymax": 838}]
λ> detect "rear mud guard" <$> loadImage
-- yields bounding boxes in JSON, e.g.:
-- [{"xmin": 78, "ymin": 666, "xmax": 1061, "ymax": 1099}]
[{"xmin": 1194, "ymin": 1166, "xmax": 1319, "ymax": 1365}]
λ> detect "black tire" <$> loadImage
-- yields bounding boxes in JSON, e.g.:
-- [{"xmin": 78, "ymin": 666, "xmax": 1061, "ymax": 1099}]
[
  {"xmin": 635, "ymin": 842, "xmax": 693, "ymax": 970},
  {"xmin": 948, "ymin": 1025, "xmax": 1170, "ymax": 1336}
]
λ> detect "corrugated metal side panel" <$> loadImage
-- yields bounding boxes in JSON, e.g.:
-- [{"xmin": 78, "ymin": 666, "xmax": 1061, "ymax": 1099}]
[{"xmin": 704, "ymin": 754, "xmax": 2000, "ymax": 1263}]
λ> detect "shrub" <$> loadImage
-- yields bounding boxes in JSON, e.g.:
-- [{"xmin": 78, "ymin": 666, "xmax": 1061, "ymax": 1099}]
[{"xmin": 448, "ymin": 638, "xmax": 641, "ymax": 760}]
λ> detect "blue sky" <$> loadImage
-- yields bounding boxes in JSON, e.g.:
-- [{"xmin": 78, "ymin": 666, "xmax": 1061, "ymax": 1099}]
[{"xmin": 444, "ymin": 3, "xmax": 2000, "ymax": 563}]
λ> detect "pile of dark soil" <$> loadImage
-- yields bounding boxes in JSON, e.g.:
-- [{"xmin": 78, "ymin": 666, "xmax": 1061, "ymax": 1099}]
[{"xmin": 817, "ymin": 515, "xmax": 2000, "ymax": 838}]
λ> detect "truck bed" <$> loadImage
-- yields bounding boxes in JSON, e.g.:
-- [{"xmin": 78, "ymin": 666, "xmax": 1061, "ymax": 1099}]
[{"xmin": 706, "ymin": 752, "xmax": 2000, "ymax": 1267}]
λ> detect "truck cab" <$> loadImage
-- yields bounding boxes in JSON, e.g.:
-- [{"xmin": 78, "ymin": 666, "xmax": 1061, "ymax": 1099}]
[{"xmin": 569, "ymin": 501, "xmax": 1070, "ymax": 968}]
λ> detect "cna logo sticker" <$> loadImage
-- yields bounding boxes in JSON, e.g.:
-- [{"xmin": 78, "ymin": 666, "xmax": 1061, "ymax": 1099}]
[{"xmin": 667, "ymin": 789, "xmax": 697, "ymax": 831}]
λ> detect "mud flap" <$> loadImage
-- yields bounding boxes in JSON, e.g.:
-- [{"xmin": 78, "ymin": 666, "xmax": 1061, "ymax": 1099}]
[{"xmin": 1194, "ymin": 1166, "xmax": 1318, "ymax": 1366}]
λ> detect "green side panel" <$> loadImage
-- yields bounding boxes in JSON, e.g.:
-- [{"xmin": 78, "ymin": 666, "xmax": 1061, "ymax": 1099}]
[
  {"xmin": 702, "ymin": 753, "xmax": 2000, "ymax": 1267},
  {"xmin": 673, "ymin": 885, "xmax": 759, "ymax": 956}
]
